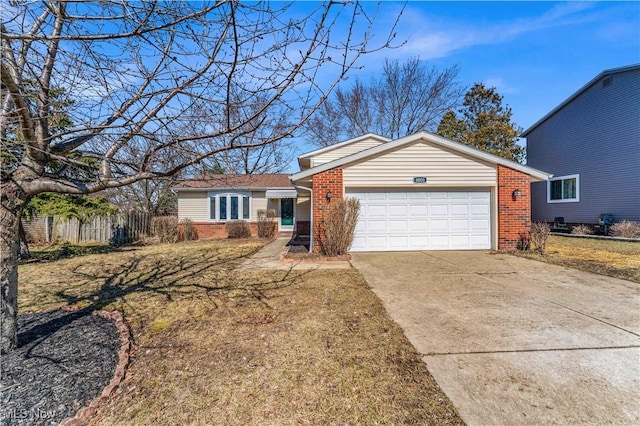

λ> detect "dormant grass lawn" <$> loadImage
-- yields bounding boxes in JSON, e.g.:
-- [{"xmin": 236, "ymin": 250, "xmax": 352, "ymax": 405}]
[
  {"xmin": 515, "ymin": 235, "xmax": 640, "ymax": 283},
  {"xmin": 19, "ymin": 240, "xmax": 462, "ymax": 425}
]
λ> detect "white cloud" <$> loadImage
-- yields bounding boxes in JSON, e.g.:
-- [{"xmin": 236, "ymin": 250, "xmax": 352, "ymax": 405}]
[{"xmin": 395, "ymin": 2, "xmax": 598, "ymax": 60}]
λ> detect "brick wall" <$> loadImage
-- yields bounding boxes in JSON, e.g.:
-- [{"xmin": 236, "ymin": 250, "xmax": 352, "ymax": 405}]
[
  {"xmin": 311, "ymin": 167, "xmax": 343, "ymax": 253},
  {"xmin": 497, "ymin": 165, "xmax": 531, "ymax": 250},
  {"xmin": 191, "ymin": 222, "xmax": 259, "ymax": 239}
]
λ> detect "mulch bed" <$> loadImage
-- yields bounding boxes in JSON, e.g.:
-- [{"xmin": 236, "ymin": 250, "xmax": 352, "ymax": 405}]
[{"xmin": 1, "ymin": 308, "xmax": 130, "ymax": 426}]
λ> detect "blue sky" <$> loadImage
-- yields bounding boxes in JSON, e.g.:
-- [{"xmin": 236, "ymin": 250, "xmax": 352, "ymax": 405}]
[{"xmin": 288, "ymin": 1, "xmax": 640, "ymax": 169}]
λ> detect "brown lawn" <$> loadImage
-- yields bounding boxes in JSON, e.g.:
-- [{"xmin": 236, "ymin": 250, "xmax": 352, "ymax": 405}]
[
  {"xmin": 19, "ymin": 240, "xmax": 462, "ymax": 425},
  {"xmin": 515, "ymin": 235, "xmax": 640, "ymax": 283}
]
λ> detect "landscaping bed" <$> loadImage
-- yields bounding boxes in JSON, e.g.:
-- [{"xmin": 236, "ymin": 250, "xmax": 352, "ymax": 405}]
[
  {"xmin": 514, "ymin": 235, "xmax": 640, "ymax": 283},
  {"xmin": 16, "ymin": 239, "xmax": 462, "ymax": 425}
]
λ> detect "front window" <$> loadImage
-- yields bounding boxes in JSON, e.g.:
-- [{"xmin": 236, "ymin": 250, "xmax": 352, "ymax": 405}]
[
  {"xmin": 548, "ymin": 175, "xmax": 579, "ymax": 203},
  {"xmin": 209, "ymin": 192, "xmax": 251, "ymax": 221}
]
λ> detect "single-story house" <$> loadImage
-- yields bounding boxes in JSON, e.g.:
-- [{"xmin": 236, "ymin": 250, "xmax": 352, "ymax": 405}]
[{"xmin": 175, "ymin": 131, "xmax": 551, "ymax": 252}]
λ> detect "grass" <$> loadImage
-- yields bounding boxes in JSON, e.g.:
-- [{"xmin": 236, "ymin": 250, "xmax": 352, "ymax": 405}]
[
  {"xmin": 18, "ymin": 239, "xmax": 462, "ymax": 425},
  {"xmin": 515, "ymin": 235, "xmax": 640, "ymax": 283}
]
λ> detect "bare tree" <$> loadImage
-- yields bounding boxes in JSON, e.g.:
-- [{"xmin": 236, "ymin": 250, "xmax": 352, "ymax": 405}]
[
  {"xmin": 305, "ymin": 57, "xmax": 464, "ymax": 145},
  {"xmin": 0, "ymin": 1, "xmax": 400, "ymax": 352}
]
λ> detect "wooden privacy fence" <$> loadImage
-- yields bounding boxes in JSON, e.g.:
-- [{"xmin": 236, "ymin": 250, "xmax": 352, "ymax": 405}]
[{"xmin": 23, "ymin": 212, "xmax": 152, "ymax": 245}]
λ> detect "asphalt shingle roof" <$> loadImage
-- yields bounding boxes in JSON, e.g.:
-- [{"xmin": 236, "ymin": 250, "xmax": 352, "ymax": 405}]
[{"xmin": 173, "ymin": 174, "xmax": 293, "ymax": 190}]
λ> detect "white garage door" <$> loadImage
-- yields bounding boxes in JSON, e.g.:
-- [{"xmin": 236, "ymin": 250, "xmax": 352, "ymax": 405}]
[{"xmin": 347, "ymin": 190, "xmax": 491, "ymax": 251}]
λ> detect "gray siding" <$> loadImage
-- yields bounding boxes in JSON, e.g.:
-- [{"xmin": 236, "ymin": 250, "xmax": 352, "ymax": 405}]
[{"xmin": 526, "ymin": 68, "xmax": 640, "ymax": 223}]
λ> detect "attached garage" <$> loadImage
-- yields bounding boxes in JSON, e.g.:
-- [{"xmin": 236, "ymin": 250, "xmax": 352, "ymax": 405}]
[
  {"xmin": 291, "ymin": 132, "xmax": 551, "ymax": 253},
  {"xmin": 347, "ymin": 189, "xmax": 491, "ymax": 251}
]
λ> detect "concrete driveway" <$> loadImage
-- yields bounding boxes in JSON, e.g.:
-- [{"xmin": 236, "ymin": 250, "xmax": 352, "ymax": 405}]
[{"xmin": 351, "ymin": 251, "xmax": 640, "ymax": 425}]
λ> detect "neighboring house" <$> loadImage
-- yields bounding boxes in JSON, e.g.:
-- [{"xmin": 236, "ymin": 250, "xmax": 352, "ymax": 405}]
[
  {"xmin": 523, "ymin": 64, "xmax": 640, "ymax": 225},
  {"xmin": 175, "ymin": 132, "xmax": 550, "ymax": 252}
]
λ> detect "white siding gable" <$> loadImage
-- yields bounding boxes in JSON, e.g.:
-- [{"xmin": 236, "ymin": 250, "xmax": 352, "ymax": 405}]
[
  {"xmin": 343, "ymin": 141, "xmax": 496, "ymax": 187},
  {"xmin": 311, "ymin": 136, "xmax": 386, "ymax": 166}
]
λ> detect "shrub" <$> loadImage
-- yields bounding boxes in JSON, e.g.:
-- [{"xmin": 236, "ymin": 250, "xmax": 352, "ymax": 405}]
[
  {"xmin": 530, "ymin": 221, "xmax": 551, "ymax": 254},
  {"xmin": 320, "ymin": 197, "xmax": 360, "ymax": 257},
  {"xmin": 610, "ymin": 220, "xmax": 640, "ymax": 239},
  {"xmin": 226, "ymin": 220, "xmax": 251, "ymax": 239},
  {"xmin": 517, "ymin": 231, "xmax": 531, "ymax": 251},
  {"xmin": 571, "ymin": 224, "xmax": 593, "ymax": 235},
  {"xmin": 151, "ymin": 216, "xmax": 178, "ymax": 243},
  {"xmin": 257, "ymin": 209, "xmax": 277, "ymax": 238},
  {"xmin": 179, "ymin": 218, "xmax": 198, "ymax": 241}
]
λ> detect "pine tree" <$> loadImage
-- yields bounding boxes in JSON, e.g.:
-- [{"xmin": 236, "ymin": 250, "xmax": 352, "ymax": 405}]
[{"xmin": 437, "ymin": 83, "xmax": 525, "ymax": 163}]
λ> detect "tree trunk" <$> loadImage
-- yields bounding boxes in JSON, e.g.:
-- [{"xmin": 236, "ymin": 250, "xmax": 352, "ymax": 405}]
[{"xmin": 1, "ymin": 180, "xmax": 26, "ymax": 353}]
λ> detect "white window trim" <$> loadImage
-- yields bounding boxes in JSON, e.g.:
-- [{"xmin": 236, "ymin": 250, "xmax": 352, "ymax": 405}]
[
  {"xmin": 208, "ymin": 191, "xmax": 252, "ymax": 221},
  {"xmin": 547, "ymin": 174, "xmax": 580, "ymax": 203}
]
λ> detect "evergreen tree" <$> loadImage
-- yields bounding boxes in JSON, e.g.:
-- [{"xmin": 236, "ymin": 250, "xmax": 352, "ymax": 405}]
[{"xmin": 437, "ymin": 83, "xmax": 525, "ymax": 163}]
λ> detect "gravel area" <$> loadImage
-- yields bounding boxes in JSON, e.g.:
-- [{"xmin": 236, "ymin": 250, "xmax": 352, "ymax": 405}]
[{"xmin": 1, "ymin": 309, "xmax": 120, "ymax": 426}]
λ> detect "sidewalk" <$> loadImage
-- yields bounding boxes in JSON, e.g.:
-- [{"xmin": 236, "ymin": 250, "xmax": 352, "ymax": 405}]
[{"xmin": 237, "ymin": 237, "xmax": 352, "ymax": 270}]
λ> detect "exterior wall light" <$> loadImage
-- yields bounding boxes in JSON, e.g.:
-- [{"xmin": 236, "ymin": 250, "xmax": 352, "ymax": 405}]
[
  {"xmin": 512, "ymin": 189, "xmax": 523, "ymax": 201},
  {"xmin": 326, "ymin": 191, "xmax": 332, "ymax": 200}
]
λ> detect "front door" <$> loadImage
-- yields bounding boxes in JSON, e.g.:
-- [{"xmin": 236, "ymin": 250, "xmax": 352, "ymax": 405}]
[{"xmin": 280, "ymin": 198, "xmax": 294, "ymax": 230}]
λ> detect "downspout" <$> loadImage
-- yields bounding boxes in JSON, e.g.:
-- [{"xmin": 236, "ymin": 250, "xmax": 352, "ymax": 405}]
[{"xmin": 293, "ymin": 184, "xmax": 313, "ymax": 252}]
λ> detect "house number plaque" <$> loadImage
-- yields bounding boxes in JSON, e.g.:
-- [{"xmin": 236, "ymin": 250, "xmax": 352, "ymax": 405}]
[{"xmin": 413, "ymin": 177, "xmax": 428, "ymax": 184}]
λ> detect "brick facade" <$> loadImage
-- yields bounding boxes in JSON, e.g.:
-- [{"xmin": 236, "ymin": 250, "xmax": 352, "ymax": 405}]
[
  {"xmin": 497, "ymin": 165, "xmax": 531, "ymax": 251},
  {"xmin": 190, "ymin": 222, "xmax": 259, "ymax": 239},
  {"xmin": 311, "ymin": 167, "xmax": 344, "ymax": 253}
]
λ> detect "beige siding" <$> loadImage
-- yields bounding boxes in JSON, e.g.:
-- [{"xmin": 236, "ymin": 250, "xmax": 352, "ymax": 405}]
[
  {"xmin": 177, "ymin": 191, "xmax": 209, "ymax": 221},
  {"xmin": 311, "ymin": 137, "xmax": 385, "ymax": 166},
  {"xmin": 343, "ymin": 141, "xmax": 496, "ymax": 187},
  {"xmin": 178, "ymin": 190, "xmax": 268, "ymax": 221},
  {"xmin": 296, "ymin": 196, "xmax": 311, "ymax": 221},
  {"xmin": 252, "ymin": 192, "xmax": 268, "ymax": 219}
]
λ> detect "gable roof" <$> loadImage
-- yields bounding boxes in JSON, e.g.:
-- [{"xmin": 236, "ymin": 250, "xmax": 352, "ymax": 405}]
[
  {"xmin": 298, "ymin": 133, "xmax": 391, "ymax": 159},
  {"xmin": 291, "ymin": 131, "xmax": 552, "ymax": 182},
  {"xmin": 522, "ymin": 64, "xmax": 640, "ymax": 136},
  {"xmin": 173, "ymin": 174, "xmax": 293, "ymax": 191}
]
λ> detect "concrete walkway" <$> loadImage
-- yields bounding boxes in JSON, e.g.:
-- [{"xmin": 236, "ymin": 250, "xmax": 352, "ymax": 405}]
[
  {"xmin": 352, "ymin": 251, "xmax": 640, "ymax": 425},
  {"xmin": 237, "ymin": 237, "xmax": 352, "ymax": 270}
]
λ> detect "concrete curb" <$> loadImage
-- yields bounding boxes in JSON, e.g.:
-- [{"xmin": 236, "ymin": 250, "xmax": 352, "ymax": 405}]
[{"xmin": 59, "ymin": 309, "xmax": 132, "ymax": 426}]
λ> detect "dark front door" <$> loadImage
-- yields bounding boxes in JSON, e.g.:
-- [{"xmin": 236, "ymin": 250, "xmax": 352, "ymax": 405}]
[{"xmin": 280, "ymin": 198, "xmax": 294, "ymax": 226}]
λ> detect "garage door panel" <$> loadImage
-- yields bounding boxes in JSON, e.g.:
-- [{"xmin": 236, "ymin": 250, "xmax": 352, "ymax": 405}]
[
  {"xmin": 389, "ymin": 220, "xmax": 407, "ymax": 232},
  {"xmin": 471, "ymin": 219, "xmax": 490, "ymax": 231},
  {"xmin": 409, "ymin": 205, "xmax": 428, "ymax": 216},
  {"xmin": 409, "ymin": 220, "xmax": 428, "ymax": 232},
  {"xmin": 367, "ymin": 220, "xmax": 387, "ymax": 233},
  {"xmin": 430, "ymin": 235, "xmax": 450, "ymax": 249},
  {"xmin": 347, "ymin": 189, "xmax": 491, "ymax": 251},
  {"xmin": 388, "ymin": 192, "xmax": 407, "ymax": 200},
  {"xmin": 451, "ymin": 204, "xmax": 469, "ymax": 215},
  {"xmin": 367, "ymin": 205, "xmax": 387, "ymax": 216},
  {"xmin": 389, "ymin": 236, "xmax": 409, "ymax": 249},
  {"xmin": 388, "ymin": 205, "xmax": 407, "ymax": 216},
  {"xmin": 367, "ymin": 236, "xmax": 388, "ymax": 249},
  {"xmin": 471, "ymin": 204, "xmax": 490, "ymax": 215},
  {"xmin": 430, "ymin": 219, "xmax": 449, "ymax": 231},
  {"xmin": 451, "ymin": 235, "xmax": 471, "ymax": 248},
  {"xmin": 451, "ymin": 219, "xmax": 470, "ymax": 231}
]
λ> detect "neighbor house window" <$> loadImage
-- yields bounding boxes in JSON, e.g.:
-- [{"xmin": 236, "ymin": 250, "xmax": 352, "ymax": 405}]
[
  {"xmin": 209, "ymin": 192, "xmax": 251, "ymax": 221},
  {"xmin": 547, "ymin": 174, "xmax": 579, "ymax": 203}
]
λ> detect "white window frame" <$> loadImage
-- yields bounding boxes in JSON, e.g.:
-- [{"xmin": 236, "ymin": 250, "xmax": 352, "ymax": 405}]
[
  {"xmin": 208, "ymin": 191, "xmax": 252, "ymax": 221},
  {"xmin": 547, "ymin": 174, "xmax": 580, "ymax": 203}
]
